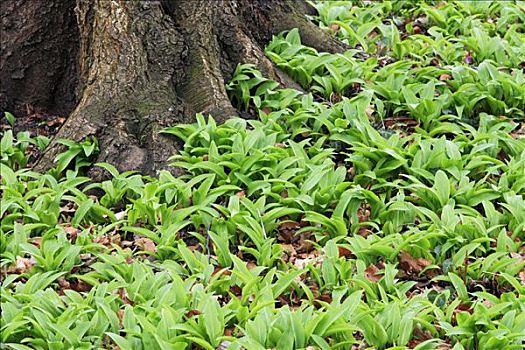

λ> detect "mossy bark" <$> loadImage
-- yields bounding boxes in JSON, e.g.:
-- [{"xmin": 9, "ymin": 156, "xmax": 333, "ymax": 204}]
[{"xmin": 1, "ymin": 0, "xmax": 347, "ymax": 176}]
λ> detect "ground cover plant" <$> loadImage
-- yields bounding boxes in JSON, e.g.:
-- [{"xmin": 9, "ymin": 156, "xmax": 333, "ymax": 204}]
[{"xmin": 1, "ymin": 1, "xmax": 525, "ymax": 349}]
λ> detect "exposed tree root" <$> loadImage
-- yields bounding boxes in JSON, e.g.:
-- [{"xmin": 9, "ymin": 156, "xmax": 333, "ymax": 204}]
[
  {"xmin": 3, "ymin": 0, "xmax": 351, "ymax": 176},
  {"xmin": 35, "ymin": 0, "xmax": 185, "ymax": 175}
]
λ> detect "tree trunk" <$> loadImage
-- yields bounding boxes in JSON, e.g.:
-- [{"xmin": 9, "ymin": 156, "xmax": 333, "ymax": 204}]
[
  {"xmin": 1, "ymin": 0, "xmax": 346, "ymax": 176},
  {"xmin": 0, "ymin": 0, "xmax": 79, "ymax": 116}
]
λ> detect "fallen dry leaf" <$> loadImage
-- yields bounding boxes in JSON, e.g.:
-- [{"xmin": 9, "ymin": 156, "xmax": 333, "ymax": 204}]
[
  {"xmin": 318, "ymin": 293, "xmax": 332, "ymax": 303},
  {"xmin": 93, "ymin": 235, "xmax": 115, "ymax": 247},
  {"xmin": 62, "ymin": 225, "xmax": 80, "ymax": 241},
  {"xmin": 117, "ymin": 309, "xmax": 125, "ymax": 323},
  {"xmin": 329, "ymin": 23, "xmax": 340, "ymax": 32},
  {"xmin": 212, "ymin": 267, "xmax": 233, "ymax": 277},
  {"xmin": 399, "ymin": 251, "xmax": 431, "ymax": 274},
  {"xmin": 114, "ymin": 211, "xmax": 127, "ymax": 220},
  {"xmin": 224, "ymin": 327, "xmax": 234, "ymax": 336},
  {"xmin": 60, "ymin": 202, "xmax": 76, "ymax": 214},
  {"xmin": 482, "ymin": 299, "xmax": 494, "ymax": 307},
  {"xmin": 31, "ymin": 237, "xmax": 42, "ymax": 247},
  {"xmin": 330, "ymin": 92, "xmax": 342, "ymax": 103},
  {"xmin": 11, "ymin": 256, "xmax": 37, "ymax": 274},
  {"xmin": 79, "ymin": 253, "xmax": 92, "ymax": 260},
  {"xmin": 121, "ymin": 240, "xmax": 133, "ymax": 248},
  {"xmin": 365, "ymin": 105, "xmax": 375, "ymax": 119},
  {"xmin": 58, "ymin": 277, "xmax": 71, "ymax": 289},
  {"xmin": 134, "ymin": 237, "xmax": 157, "ymax": 253},
  {"xmin": 510, "ymin": 125, "xmax": 524, "ymax": 139},
  {"xmin": 281, "ymin": 244, "xmax": 296, "ymax": 253},
  {"xmin": 261, "ymin": 107, "xmax": 272, "ymax": 115},
  {"xmin": 217, "ymin": 341, "xmax": 232, "ymax": 350},
  {"xmin": 278, "ymin": 221, "xmax": 301, "ymax": 243},
  {"xmin": 295, "ymin": 233, "xmax": 314, "ymax": 254},
  {"xmin": 407, "ymin": 324, "xmax": 433, "ymax": 348},
  {"xmin": 357, "ymin": 203, "xmax": 371, "ymax": 223},
  {"xmin": 70, "ymin": 279, "xmax": 92, "ymax": 292},
  {"xmin": 279, "ymin": 221, "xmax": 301, "ymax": 231},
  {"xmin": 383, "ymin": 116, "xmax": 419, "ymax": 129},
  {"xmin": 451, "ymin": 303, "xmax": 473, "ymax": 325},
  {"xmin": 230, "ymin": 285, "xmax": 242, "ymax": 297},
  {"xmin": 364, "ymin": 264, "xmax": 382, "ymax": 282},
  {"xmin": 46, "ymin": 116, "xmax": 65, "ymax": 127},
  {"xmin": 294, "ymin": 256, "xmax": 319, "ymax": 269},
  {"xmin": 118, "ymin": 288, "xmax": 133, "ymax": 305},
  {"xmin": 358, "ymin": 226, "xmax": 372, "ymax": 238},
  {"xmin": 338, "ymin": 246, "xmax": 354, "ymax": 258},
  {"xmin": 313, "ymin": 292, "xmax": 333, "ymax": 308},
  {"xmin": 281, "ymin": 243, "xmax": 297, "ymax": 263},
  {"xmin": 436, "ymin": 343, "xmax": 453, "ymax": 350},
  {"xmin": 185, "ymin": 309, "xmax": 201, "ymax": 318},
  {"xmin": 430, "ymin": 58, "xmax": 441, "ymax": 66},
  {"xmin": 187, "ymin": 244, "xmax": 200, "ymax": 252}
]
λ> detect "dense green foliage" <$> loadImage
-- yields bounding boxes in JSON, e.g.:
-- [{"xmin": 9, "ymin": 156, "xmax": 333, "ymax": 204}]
[{"xmin": 1, "ymin": 1, "xmax": 524, "ymax": 349}]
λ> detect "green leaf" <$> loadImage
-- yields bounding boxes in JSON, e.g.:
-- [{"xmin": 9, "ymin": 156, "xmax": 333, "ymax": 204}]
[
  {"xmin": 4, "ymin": 344, "xmax": 34, "ymax": 350},
  {"xmin": 273, "ymin": 268, "xmax": 304, "ymax": 297},
  {"xmin": 72, "ymin": 198, "xmax": 94, "ymax": 226},
  {"xmin": 106, "ymin": 333, "xmax": 132, "ymax": 349},
  {"xmin": 314, "ymin": 290, "xmax": 362, "ymax": 336},
  {"xmin": 434, "ymin": 170, "xmax": 450, "ymax": 206},
  {"xmin": 448, "ymin": 272, "xmax": 469, "ymax": 300},
  {"xmin": 357, "ymin": 314, "xmax": 388, "ymax": 348},
  {"xmin": 4, "ymin": 111, "xmax": 15, "ymax": 126}
]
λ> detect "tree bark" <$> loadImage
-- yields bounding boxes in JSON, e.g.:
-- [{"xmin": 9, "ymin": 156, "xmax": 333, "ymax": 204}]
[
  {"xmin": 0, "ymin": 0, "xmax": 79, "ymax": 116},
  {"xmin": 0, "ymin": 0, "xmax": 346, "ymax": 176}
]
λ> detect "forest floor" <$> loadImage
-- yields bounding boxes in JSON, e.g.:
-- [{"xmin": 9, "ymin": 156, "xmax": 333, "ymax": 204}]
[{"xmin": 1, "ymin": 1, "xmax": 525, "ymax": 349}]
